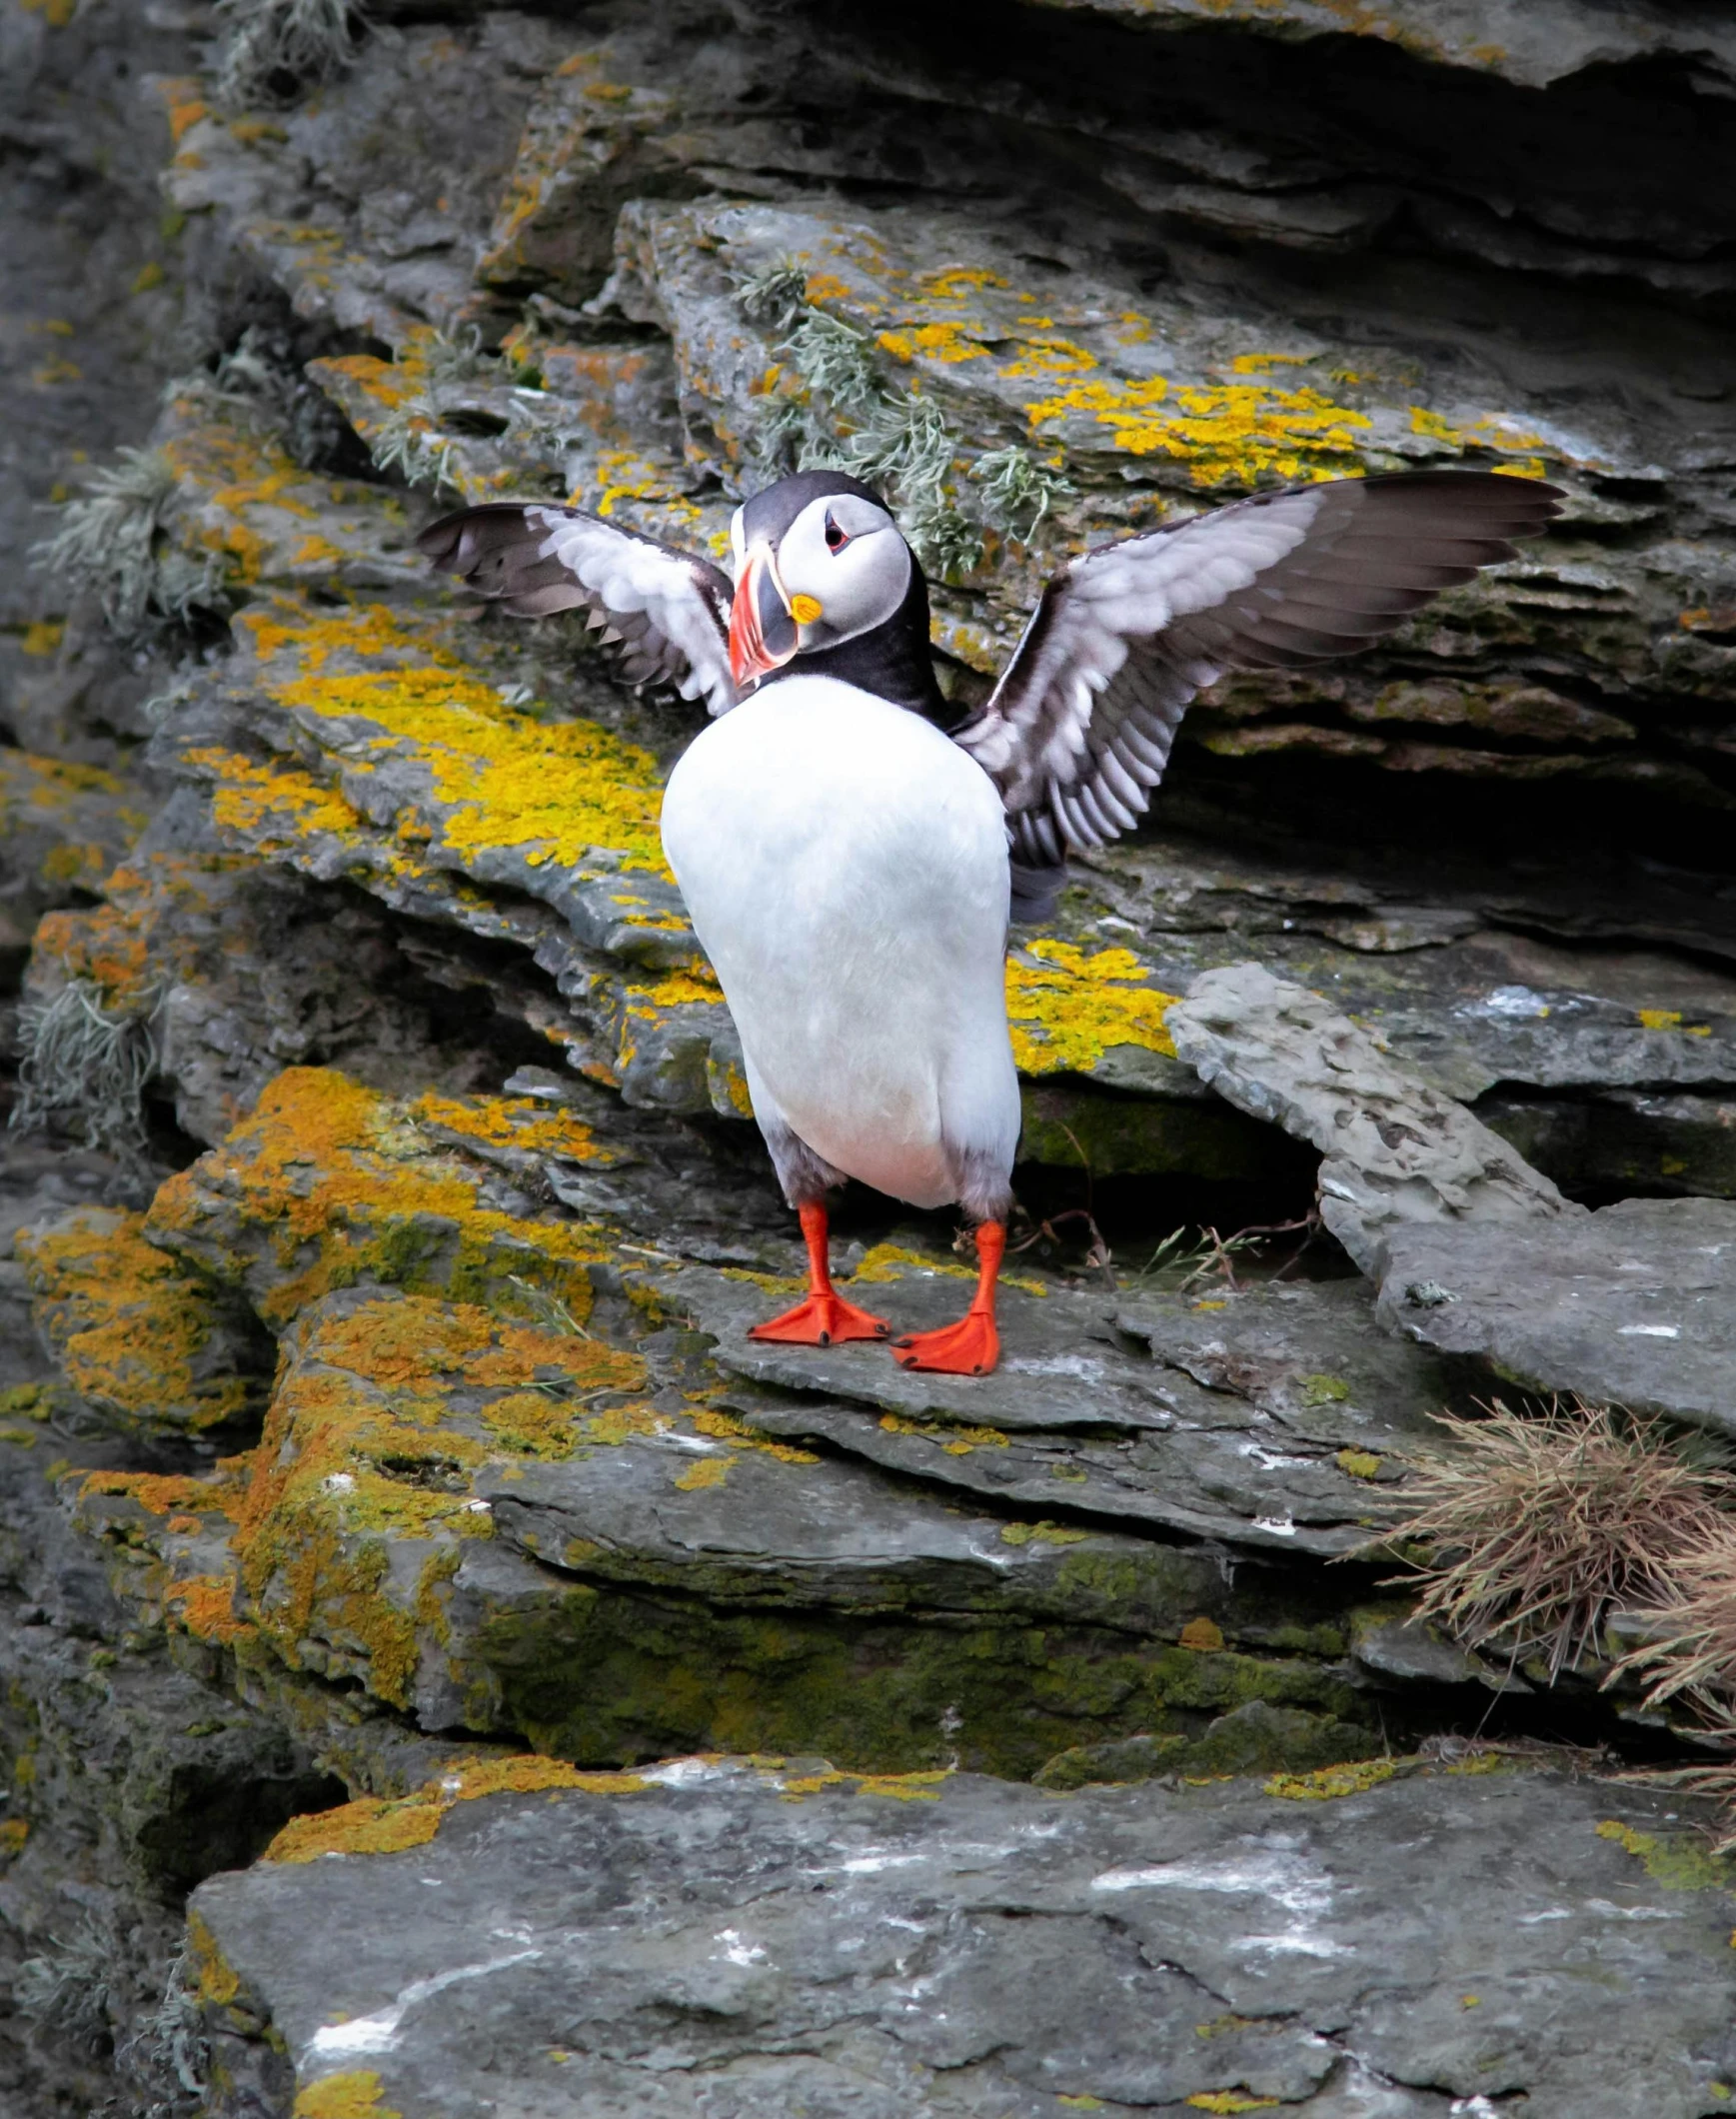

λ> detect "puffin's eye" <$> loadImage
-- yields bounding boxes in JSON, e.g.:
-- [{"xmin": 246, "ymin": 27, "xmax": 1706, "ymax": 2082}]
[{"xmin": 824, "ymin": 511, "xmax": 851, "ymax": 554}]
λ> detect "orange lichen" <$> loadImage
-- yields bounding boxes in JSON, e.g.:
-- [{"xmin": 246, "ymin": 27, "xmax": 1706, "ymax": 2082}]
[
  {"xmin": 168, "ymin": 1573, "xmax": 249, "ymax": 1643},
  {"xmin": 409, "ymin": 1090, "xmax": 610, "ymax": 1165},
  {"xmin": 265, "ymin": 1755, "xmax": 648, "ymax": 1864},
  {"xmin": 16, "ymin": 1209, "xmax": 254, "ymax": 1431},
  {"xmin": 144, "ymin": 1068, "xmax": 608, "ymax": 1329}
]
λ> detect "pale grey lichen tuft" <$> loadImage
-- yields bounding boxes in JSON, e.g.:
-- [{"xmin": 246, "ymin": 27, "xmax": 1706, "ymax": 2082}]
[
  {"xmin": 369, "ymin": 403, "xmax": 462, "ymax": 495},
  {"xmin": 119, "ymin": 1941, "xmax": 210, "ymax": 2114},
  {"xmin": 33, "ymin": 447, "xmax": 230, "ymax": 642},
  {"xmin": 733, "ymin": 263, "xmax": 990, "ymax": 580},
  {"xmin": 970, "ymin": 444, "xmax": 1073, "ymax": 543},
  {"xmin": 15, "ymin": 1918, "xmax": 116, "ymax": 2055},
  {"xmin": 215, "ymin": 0, "xmax": 366, "ymax": 108},
  {"xmin": 10, "ymin": 981, "xmax": 159, "ymax": 1158}
]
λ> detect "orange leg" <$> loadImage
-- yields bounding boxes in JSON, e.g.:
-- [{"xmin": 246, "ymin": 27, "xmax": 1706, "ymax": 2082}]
[
  {"xmin": 749, "ymin": 1201, "xmax": 890, "ymax": 1346},
  {"xmin": 891, "ymin": 1221, "xmax": 1003, "ymax": 1376}
]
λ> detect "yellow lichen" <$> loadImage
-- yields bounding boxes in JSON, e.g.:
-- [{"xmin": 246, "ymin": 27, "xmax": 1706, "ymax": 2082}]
[
  {"xmin": 186, "ymin": 1910, "xmax": 240, "ymax": 2007},
  {"xmin": 1336, "ymin": 1450, "xmax": 1382, "ymax": 1481},
  {"xmin": 234, "ymin": 601, "xmax": 672, "ymax": 879},
  {"xmin": 1184, "ymin": 2097, "xmax": 1280, "ymax": 2115},
  {"xmin": 999, "ymin": 1520, "xmax": 1090, "ymax": 1546},
  {"xmin": 189, "ymin": 748, "xmax": 371, "ymax": 850},
  {"xmin": 1025, "ymin": 363, "xmax": 1371, "ymax": 487},
  {"xmin": 688, "ymin": 1406, "xmax": 819, "ymax": 1466},
  {"xmin": 0, "ymin": 1819, "xmax": 29, "ymax": 1863},
  {"xmin": 409, "ymin": 1090, "xmax": 611, "ymax": 1166},
  {"xmin": 1264, "ymin": 1758, "xmax": 1399, "ymax": 1801},
  {"xmin": 673, "ymin": 1455, "xmax": 731, "ymax": 1491},
  {"xmin": 145, "ymin": 1068, "xmax": 608, "ymax": 1330},
  {"xmin": 293, "ymin": 2071, "xmax": 401, "ymax": 2119},
  {"xmin": 1005, "ymin": 941, "xmax": 1178, "ymax": 1075},
  {"xmin": 877, "ymin": 1409, "xmax": 1010, "ymax": 1452}
]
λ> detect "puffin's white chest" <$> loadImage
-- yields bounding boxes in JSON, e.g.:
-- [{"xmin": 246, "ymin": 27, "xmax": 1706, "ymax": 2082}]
[{"xmin": 660, "ymin": 676, "xmax": 1018, "ymax": 1206}]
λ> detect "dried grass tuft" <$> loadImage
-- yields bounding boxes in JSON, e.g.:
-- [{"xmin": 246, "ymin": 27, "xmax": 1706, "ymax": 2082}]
[{"xmin": 1367, "ymin": 1397, "xmax": 1736, "ymax": 1682}]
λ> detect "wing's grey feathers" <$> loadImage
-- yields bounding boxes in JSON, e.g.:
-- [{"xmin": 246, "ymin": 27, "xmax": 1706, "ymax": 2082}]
[
  {"xmin": 417, "ymin": 501, "xmax": 738, "ymax": 717},
  {"xmin": 956, "ymin": 469, "xmax": 1562, "ymax": 894}
]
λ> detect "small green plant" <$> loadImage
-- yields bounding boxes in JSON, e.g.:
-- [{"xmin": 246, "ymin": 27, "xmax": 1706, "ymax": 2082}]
[
  {"xmin": 1367, "ymin": 1398, "xmax": 1736, "ymax": 1682},
  {"xmin": 32, "ymin": 448, "xmax": 229, "ymax": 642},
  {"xmin": 1135, "ymin": 1224, "xmax": 1265, "ymax": 1288},
  {"xmin": 9, "ymin": 981, "xmax": 158, "ymax": 1157},
  {"xmin": 369, "ymin": 404, "xmax": 460, "ymax": 495},
  {"xmin": 215, "ymin": 0, "xmax": 365, "ymax": 108}
]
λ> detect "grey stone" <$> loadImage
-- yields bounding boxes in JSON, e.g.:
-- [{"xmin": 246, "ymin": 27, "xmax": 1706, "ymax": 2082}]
[
  {"xmin": 1167, "ymin": 964, "xmax": 1579, "ymax": 1271},
  {"xmin": 1376, "ymin": 1196, "xmax": 1736, "ymax": 1437},
  {"xmin": 689, "ymin": 1263, "xmax": 1455, "ymax": 1556},
  {"xmin": 190, "ymin": 1757, "xmax": 1736, "ymax": 2119}
]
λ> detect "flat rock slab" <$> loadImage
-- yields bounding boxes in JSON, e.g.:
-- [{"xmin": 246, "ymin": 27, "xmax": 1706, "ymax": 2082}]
[
  {"xmin": 670, "ymin": 1263, "xmax": 1456, "ymax": 1555},
  {"xmin": 1167, "ymin": 963, "xmax": 1577, "ymax": 1274},
  {"xmin": 1377, "ymin": 1195, "xmax": 1736, "ymax": 1436},
  {"xmin": 191, "ymin": 1757, "xmax": 1736, "ymax": 2119}
]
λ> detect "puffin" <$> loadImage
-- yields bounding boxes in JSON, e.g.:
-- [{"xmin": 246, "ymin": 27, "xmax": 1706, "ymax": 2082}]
[{"xmin": 420, "ymin": 464, "xmax": 1561, "ymax": 1374}]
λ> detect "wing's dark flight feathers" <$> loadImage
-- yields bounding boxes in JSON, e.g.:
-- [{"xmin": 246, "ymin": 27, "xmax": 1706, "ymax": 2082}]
[
  {"xmin": 418, "ymin": 502, "xmax": 735, "ymax": 712},
  {"xmin": 965, "ymin": 470, "xmax": 1564, "ymax": 894}
]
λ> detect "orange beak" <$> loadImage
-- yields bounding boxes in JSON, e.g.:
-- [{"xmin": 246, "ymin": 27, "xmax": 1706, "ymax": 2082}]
[{"xmin": 729, "ymin": 542, "xmax": 800, "ymax": 688}]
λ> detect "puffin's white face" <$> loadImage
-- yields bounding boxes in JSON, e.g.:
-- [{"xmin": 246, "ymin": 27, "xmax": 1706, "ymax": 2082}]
[{"xmin": 728, "ymin": 492, "xmax": 911, "ymax": 688}]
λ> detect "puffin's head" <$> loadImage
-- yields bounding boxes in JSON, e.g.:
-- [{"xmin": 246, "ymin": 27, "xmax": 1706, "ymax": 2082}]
[{"xmin": 727, "ymin": 470, "xmax": 914, "ymax": 690}]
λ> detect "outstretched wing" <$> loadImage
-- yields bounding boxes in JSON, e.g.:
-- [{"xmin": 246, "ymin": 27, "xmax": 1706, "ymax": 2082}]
[
  {"xmin": 956, "ymin": 472, "xmax": 1563, "ymax": 875},
  {"xmin": 417, "ymin": 503, "xmax": 738, "ymax": 716}
]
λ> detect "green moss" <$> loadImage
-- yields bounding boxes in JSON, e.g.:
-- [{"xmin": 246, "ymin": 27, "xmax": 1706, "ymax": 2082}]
[
  {"xmin": 1595, "ymin": 1819, "xmax": 1735, "ymax": 1892},
  {"xmin": 1018, "ymin": 1080, "xmax": 1279, "ymax": 1180},
  {"xmin": 483, "ymin": 1589, "xmax": 1374, "ymax": 1784}
]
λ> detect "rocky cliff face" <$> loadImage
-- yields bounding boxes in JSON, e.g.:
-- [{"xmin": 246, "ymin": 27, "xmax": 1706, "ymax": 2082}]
[{"xmin": 4, "ymin": 2, "xmax": 1736, "ymax": 2114}]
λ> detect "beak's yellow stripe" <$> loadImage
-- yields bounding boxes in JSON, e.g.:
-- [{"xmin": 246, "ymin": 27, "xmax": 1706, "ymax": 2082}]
[{"xmin": 790, "ymin": 593, "xmax": 824, "ymax": 625}]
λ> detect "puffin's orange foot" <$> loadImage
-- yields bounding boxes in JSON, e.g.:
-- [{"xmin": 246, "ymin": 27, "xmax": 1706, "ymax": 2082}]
[
  {"xmin": 749, "ymin": 1291, "xmax": 890, "ymax": 1346},
  {"xmin": 891, "ymin": 1311, "xmax": 1000, "ymax": 1376}
]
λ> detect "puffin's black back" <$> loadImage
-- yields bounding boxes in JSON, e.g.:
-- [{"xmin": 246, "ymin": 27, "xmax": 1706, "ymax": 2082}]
[{"xmin": 744, "ymin": 471, "xmax": 950, "ymax": 726}]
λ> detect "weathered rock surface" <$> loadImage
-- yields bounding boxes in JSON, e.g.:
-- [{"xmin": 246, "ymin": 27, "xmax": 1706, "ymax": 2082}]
[
  {"xmin": 1167, "ymin": 963, "xmax": 1580, "ymax": 1270},
  {"xmin": 6, "ymin": 0, "xmax": 1736, "ymax": 2108},
  {"xmin": 1377, "ymin": 1196, "xmax": 1736, "ymax": 1436},
  {"xmin": 189, "ymin": 1755, "xmax": 1736, "ymax": 2119},
  {"xmin": 680, "ymin": 1257, "xmax": 1451, "ymax": 1556}
]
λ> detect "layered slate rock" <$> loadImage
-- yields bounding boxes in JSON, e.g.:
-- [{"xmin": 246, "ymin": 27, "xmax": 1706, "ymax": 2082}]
[
  {"xmin": 189, "ymin": 1755, "xmax": 1736, "ymax": 2119},
  {"xmin": 66, "ymin": 1269, "xmax": 1404, "ymax": 1782},
  {"xmin": 1377, "ymin": 1196, "xmax": 1736, "ymax": 1437},
  {"xmin": 675, "ymin": 1255, "xmax": 1451, "ymax": 1557}
]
